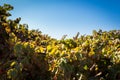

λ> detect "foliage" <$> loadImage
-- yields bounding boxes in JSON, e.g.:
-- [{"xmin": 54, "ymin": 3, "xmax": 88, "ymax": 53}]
[{"xmin": 0, "ymin": 4, "xmax": 120, "ymax": 80}]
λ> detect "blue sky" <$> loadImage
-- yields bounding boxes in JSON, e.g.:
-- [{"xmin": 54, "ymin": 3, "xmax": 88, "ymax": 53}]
[{"xmin": 0, "ymin": 0, "xmax": 120, "ymax": 39}]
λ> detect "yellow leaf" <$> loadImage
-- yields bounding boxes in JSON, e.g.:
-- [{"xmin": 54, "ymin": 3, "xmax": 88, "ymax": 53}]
[
  {"xmin": 5, "ymin": 27, "xmax": 11, "ymax": 33},
  {"xmin": 2, "ymin": 23, "xmax": 8, "ymax": 27},
  {"xmin": 10, "ymin": 61, "xmax": 16, "ymax": 67}
]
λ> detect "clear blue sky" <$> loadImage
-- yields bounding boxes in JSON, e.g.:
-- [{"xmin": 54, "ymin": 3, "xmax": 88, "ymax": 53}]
[{"xmin": 0, "ymin": 0, "xmax": 120, "ymax": 39}]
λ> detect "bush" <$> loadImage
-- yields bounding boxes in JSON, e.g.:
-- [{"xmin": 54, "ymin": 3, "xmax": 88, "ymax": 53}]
[{"xmin": 0, "ymin": 4, "xmax": 120, "ymax": 80}]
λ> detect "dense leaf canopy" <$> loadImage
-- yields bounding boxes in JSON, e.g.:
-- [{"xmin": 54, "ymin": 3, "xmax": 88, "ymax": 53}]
[{"xmin": 0, "ymin": 4, "xmax": 120, "ymax": 80}]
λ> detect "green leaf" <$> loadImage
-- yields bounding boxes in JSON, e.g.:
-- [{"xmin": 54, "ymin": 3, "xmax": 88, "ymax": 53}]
[{"xmin": 84, "ymin": 65, "xmax": 88, "ymax": 70}]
